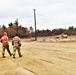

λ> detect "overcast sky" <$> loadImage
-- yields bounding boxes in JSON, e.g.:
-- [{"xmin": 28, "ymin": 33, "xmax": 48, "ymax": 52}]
[{"xmin": 0, "ymin": 0, "xmax": 76, "ymax": 30}]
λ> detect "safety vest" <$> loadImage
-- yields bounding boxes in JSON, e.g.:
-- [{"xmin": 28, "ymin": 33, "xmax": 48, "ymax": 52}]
[{"xmin": 1, "ymin": 36, "xmax": 7, "ymax": 44}]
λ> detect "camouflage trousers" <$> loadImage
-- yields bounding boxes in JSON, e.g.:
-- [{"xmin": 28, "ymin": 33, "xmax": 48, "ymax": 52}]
[
  {"xmin": 13, "ymin": 46, "xmax": 22, "ymax": 57},
  {"xmin": 2, "ymin": 44, "xmax": 11, "ymax": 56}
]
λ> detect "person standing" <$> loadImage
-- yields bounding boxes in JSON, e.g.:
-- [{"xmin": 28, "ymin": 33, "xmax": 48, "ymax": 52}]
[
  {"xmin": 12, "ymin": 34, "xmax": 22, "ymax": 58},
  {"xmin": 0, "ymin": 32, "xmax": 12, "ymax": 58}
]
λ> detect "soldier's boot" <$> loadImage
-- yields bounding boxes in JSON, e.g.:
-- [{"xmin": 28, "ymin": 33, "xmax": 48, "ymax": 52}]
[
  {"xmin": 2, "ymin": 53, "xmax": 6, "ymax": 58},
  {"xmin": 19, "ymin": 52, "xmax": 22, "ymax": 57},
  {"xmin": 13, "ymin": 54, "xmax": 15, "ymax": 58},
  {"xmin": 10, "ymin": 53, "xmax": 12, "ymax": 56},
  {"xmin": 19, "ymin": 53, "xmax": 22, "ymax": 57},
  {"xmin": 19, "ymin": 55, "xmax": 22, "ymax": 57}
]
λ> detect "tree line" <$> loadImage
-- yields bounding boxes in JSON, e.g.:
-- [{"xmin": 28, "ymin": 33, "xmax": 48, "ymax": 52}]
[
  {"xmin": 30, "ymin": 26, "xmax": 76, "ymax": 37},
  {"xmin": 0, "ymin": 19, "xmax": 28, "ymax": 38},
  {"xmin": 0, "ymin": 19, "xmax": 76, "ymax": 38}
]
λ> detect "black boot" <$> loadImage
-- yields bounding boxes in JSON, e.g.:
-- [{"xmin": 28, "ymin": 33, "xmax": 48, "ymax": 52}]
[
  {"xmin": 19, "ymin": 52, "xmax": 22, "ymax": 57},
  {"xmin": 2, "ymin": 53, "xmax": 6, "ymax": 58},
  {"xmin": 10, "ymin": 53, "xmax": 12, "ymax": 56},
  {"xmin": 19, "ymin": 54, "xmax": 22, "ymax": 57},
  {"xmin": 13, "ymin": 54, "xmax": 15, "ymax": 58},
  {"xmin": 2, "ymin": 56, "xmax": 6, "ymax": 58}
]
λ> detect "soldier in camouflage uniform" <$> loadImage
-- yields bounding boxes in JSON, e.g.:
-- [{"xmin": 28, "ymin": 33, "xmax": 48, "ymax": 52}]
[
  {"xmin": 1, "ymin": 32, "xmax": 12, "ymax": 58},
  {"xmin": 12, "ymin": 34, "xmax": 22, "ymax": 58}
]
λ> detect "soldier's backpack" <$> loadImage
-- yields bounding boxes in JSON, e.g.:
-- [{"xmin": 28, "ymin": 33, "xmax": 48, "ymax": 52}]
[{"xmin": 12, "ymin": 37, "xmax": 21, "ymax": 47}]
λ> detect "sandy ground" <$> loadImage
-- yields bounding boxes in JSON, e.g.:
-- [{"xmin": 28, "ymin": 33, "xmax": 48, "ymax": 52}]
[{"xmin": 0, "ymin": 40, "xmax": 76, "ymax": 75}]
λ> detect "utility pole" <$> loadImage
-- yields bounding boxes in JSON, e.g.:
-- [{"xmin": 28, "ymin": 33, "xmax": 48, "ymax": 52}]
[{"xmin": 33, "ymin": 9, "xmax": 37, "ymax": 41}]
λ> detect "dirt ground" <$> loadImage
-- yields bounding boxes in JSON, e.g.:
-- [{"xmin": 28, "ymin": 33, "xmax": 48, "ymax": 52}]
[{"xmin": 0, "ymin": 40, "xmax": 76, "ymax": 75}]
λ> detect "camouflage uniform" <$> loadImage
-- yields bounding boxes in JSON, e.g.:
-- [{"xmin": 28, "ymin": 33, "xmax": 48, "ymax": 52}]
[
  {"xmin": 12, "ymin": 35, "xmax": 22, "ymax": 58},
  {"xmin": 1, "ymin": 32, "xmax": 12, "ymax": 58}
]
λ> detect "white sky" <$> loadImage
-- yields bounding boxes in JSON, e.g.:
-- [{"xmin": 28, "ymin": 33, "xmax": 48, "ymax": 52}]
[{"xmin": 0, "ymin": 0, "xmax": 76, "ymax": 30}]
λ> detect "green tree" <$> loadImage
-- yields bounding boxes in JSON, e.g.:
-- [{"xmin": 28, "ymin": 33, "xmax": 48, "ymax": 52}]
[
  {"xmin": 67, "ymin": 26, "xmax": 75, "ymax": 35},
  {"xmin": 14, "ymin": 19, "xmax": 19, "ymax": 26},
  {"xmin": 46, "ymin": 29, "xmax": 51, "ymax": 36},
  {"xmin": 8, "ymin": 22, "xmax": 13, "ymax": 28},
  {"xmin": 2, "ymin": 25, "xmax": 7, "ymax": 30}
]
